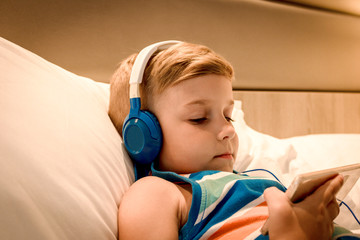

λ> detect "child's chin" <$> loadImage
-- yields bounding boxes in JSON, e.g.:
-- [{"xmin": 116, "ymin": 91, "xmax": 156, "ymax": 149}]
[{"xmin": 210, "ymin": 161, "xmax": 234, "ymax": 172}]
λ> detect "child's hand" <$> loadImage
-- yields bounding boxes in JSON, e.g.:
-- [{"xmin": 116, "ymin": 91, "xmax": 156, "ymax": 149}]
[{"xmin": 264, "ymin": 174, "xmax": 344, "ymax": 240}]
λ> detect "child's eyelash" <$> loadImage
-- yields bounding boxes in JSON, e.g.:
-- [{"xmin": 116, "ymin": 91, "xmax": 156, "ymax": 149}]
[
  {"xmin": 189, "ymin": 118, "xmax": 207, "ymax": 124},
  {"xmin": 226, "ymin": 117, "xmax": 234, "ymax": 122},
  {"xmin": 189, "ymin": 117, "xmax": 234, "ymax": 124}
]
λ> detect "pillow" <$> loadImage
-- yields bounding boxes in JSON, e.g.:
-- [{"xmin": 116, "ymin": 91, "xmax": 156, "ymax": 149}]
[
  {"xmin": 1, "ymin": 37, "xmax": 295, "ymax": 239},
  {"xmin": 232, "ymin": 101, "xmax": 299, "ymax": 186},
  {"xmin": 284, "ymin": 134, "xmax": 360, "ymax": 171},
  {"xmin": 283, "ymin": 134, "xmax": 360, "ymax": 232},
  {"xmin": 0, "ymin": 37, "xmax": 134, "ymax": 239}
]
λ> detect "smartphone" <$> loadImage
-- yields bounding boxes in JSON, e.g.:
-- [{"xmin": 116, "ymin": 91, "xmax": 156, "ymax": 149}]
[
  {"xmin": 261, "ymin": 163, "xmax": 360, "ymax": 235},
  {"xmin": 286, "ymin": 163, "xmax": 360, "ymax": 203}
]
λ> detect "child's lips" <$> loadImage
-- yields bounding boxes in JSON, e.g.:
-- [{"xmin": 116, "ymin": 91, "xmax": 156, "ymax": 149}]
[{"xmin": 214, "ymin": 153, "xmax": 233, "ymax": 160}]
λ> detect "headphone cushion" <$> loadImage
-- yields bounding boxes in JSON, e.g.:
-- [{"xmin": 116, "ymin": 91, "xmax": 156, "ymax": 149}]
[{"xmin": 122, "ymin": 111, "xmax": 162, "ymax": 165}]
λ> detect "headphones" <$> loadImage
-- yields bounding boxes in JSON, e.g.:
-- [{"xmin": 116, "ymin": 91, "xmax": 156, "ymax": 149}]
[{"xmin": 122, "ymin": 40, "xmax": 180, "ymax": 165}]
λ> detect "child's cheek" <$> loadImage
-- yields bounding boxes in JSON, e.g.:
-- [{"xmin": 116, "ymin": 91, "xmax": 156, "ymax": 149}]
[{"xmin": 233, "ymin": 133, "xmax": 239, "ymax": 158}]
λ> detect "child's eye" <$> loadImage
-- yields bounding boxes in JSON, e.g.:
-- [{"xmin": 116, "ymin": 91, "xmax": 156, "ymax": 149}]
[{"xmin": 189, "ymin": 118, "xmax": 207, "ymax": 124}]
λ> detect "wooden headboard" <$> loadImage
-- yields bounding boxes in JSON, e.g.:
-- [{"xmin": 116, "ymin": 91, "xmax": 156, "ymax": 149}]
[
  {"xmin": 1, "ymin": 0, "xmax": 360, "ymax": 90},
  {"xmin": 233, "ymin": 91, "xmax": 360, "ymax": 138}
]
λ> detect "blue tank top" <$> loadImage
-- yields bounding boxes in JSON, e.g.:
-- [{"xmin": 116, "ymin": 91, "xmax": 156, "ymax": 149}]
[
  {"xmin": 151, "ymin": 166, "xmax": 358, "ymax": 239},
  {"xmin": 151, "ymin": 166, "xmax": 284, "ymax": 239}
]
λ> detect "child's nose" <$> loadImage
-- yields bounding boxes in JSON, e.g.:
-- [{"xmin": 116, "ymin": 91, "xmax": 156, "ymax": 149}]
[{"xmin": 217, "ymin": 119, "xmax": 236, "ymax": 141}]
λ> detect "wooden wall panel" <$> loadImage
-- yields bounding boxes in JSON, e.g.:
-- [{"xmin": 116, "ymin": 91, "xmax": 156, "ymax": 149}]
[
  {"xmin": 233, "ymin": 91, "xmax": 360, "ymax": 138},
  {"xmin": 1, "ymin": 0, "xmax": 360, "ymax": 90}
]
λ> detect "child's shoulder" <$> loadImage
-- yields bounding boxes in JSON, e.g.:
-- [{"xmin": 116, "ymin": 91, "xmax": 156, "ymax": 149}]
[
  {"xmin": 120, "ymin": 176, "xmax": 190, "ymax": 214},
  {"xmin": 126, "ymin": 175, "xmax": 183, "ymax": 198},
  {"xmin": 118, "ymin": 176, "xmax": 188, "ymax": 239}
]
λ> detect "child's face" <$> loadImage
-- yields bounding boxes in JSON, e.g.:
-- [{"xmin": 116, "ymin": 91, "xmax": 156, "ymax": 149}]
[{"xmin": 152, "ymin": 74, "xmax": 239, "ymax": 173}]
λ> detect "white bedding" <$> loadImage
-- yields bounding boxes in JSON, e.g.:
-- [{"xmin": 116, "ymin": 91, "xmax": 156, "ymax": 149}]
[
  {"xmin": 0, "ymin": 37, "xmax": 358, "ymax": 239},
  {"xmin": 284, "ymin": 134, "xmax": 360, "ymax": 231}
]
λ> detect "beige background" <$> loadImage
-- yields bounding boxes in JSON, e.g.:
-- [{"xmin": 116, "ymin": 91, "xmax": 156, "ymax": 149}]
[
  {"xmin": 1, "ymin": 0, "xmax": 360, "ymax": 91},
  {"xmin": 234, "ymin": 90, "xmax": 360, "ymax": 137}
]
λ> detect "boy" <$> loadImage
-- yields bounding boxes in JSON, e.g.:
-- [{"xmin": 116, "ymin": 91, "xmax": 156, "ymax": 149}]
[{"xmin": 109, "ymin": 41, "xmax": 349, "ymax": 239}]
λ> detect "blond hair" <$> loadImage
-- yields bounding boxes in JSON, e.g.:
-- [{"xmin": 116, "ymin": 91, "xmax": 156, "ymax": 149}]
[{"xmin": 108, "ymin": 42, "xmax": 234, "ymax": 136}]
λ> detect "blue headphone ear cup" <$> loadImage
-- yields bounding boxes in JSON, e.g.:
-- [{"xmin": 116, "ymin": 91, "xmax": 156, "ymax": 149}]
[
  {"xmin": 122, "ymin": 41, "xmax": 179, "ymax": 169},
  {"xmin": 122, "ymin": 110, "xmax": 162, "ymax": 165}
]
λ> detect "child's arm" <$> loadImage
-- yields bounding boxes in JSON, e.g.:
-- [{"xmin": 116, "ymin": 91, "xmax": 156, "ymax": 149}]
[
  {"xmin": 118, "ymin": 176, "xmax": 185, "ymax": 240},
  {"xmin": 264, "ymin": 174, "xmax": 344, "ymax": 240}
]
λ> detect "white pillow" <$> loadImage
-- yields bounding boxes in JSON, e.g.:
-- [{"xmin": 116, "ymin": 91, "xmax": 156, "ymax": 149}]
[
  {"xmin": 284, "ymin": 134, "xmax": 360, "ymax": 171},
  {"xmin": 0, "ymin": 37, "xmax": 134, "ymax": 239},
  {"xmin": 284, "ymin": 134, "xmax": 360, "ymax": 232},
  {"xmin": 232, "ymin": 101, "xmax": 299, "ymax": 186},
  {"xmin": 1, "ymin": 37, "xmax": 294, "ymax": 239}
]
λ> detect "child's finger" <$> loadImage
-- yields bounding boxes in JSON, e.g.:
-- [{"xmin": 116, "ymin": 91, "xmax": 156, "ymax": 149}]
[
  {"xmin": 308, "ymin": 174, "xmax": 344, "ymax": 206},
  {"xmin": 327, "ymin": 198, "xmax": 340, "ymax": 220},
  {"xmin": 322, "ymin": 174, "xmax": 344, "ymax": 205},
  {"xmin": 262, "ymin": 187, "xmax": 291, "ymax": 235},
  {"xmin": 264, "ymin": 187, "xmax": 292, "ymax": 217},
  {"xmin": 264, "ymin": 187, "xmax": 289, "ymax": 207}
]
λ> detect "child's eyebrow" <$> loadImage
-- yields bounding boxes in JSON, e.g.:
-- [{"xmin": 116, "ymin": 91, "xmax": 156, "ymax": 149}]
[
  {"xmin": 184, "ymin": 99, "xmax": 235, "ymax": 107},
  {"xmin": 184, "ymin": 99, "xmax": 209, "ymax": 107}
]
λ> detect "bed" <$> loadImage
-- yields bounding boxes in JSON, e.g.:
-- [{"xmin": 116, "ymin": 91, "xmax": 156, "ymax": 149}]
[{"xmin": 1, "ymin": 34, "xmax": 359, "ymax": 239}]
